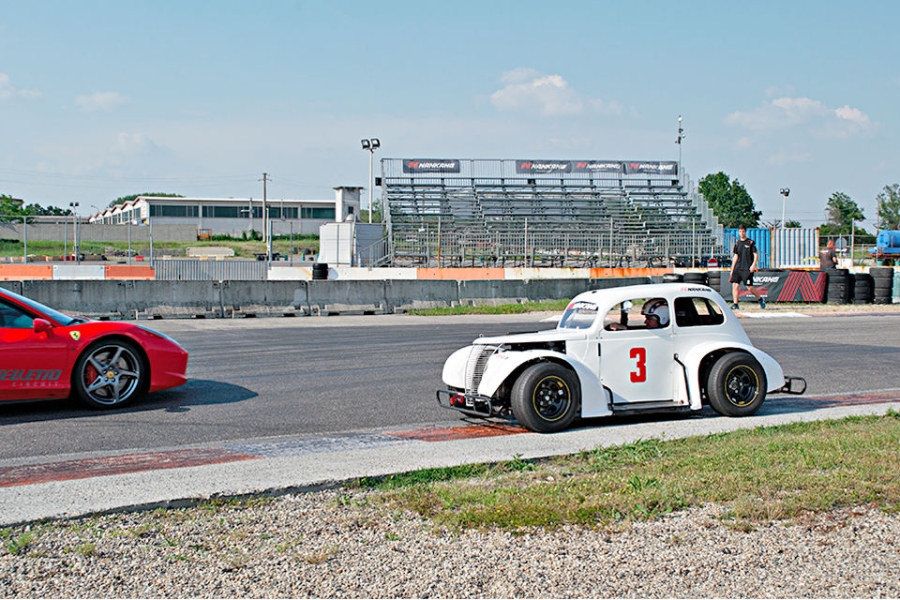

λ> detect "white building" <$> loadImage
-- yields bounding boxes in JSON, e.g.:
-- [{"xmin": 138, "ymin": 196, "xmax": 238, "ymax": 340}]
[{"xmin": 89, "ymin": 187, "xmax": 362, "ymax": 237}]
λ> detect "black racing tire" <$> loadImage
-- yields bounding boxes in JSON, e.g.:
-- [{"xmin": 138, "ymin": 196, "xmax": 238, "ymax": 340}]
[
  {"xmin": 706, "ymin": 352, "xmax": 767, "ymax": 417},
  {"xmin": 511, "ymin": 362, "xmax": 580, "ymax": 433},
  {"xmin": 683, "ymin": 272, "xmax": 709, "ymax": 285},
  {"xmin": 73, "ymin": 339, "xmax": 148, "ymax": 409},
  {"xmin": 869, "ymin": 267, "xmax": 894, "ymax": 279}
]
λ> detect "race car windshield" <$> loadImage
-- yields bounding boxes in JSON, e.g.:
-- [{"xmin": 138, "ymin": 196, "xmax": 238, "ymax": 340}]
[{"xmin": 558, "ymin": 301, "xmax": 599, "ymax": 329}]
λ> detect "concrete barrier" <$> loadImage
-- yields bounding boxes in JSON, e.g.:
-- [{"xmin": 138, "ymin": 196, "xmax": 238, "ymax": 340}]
[{"xmin": 0, "ymin": 276, "xmax": 654, "ymax": 319}]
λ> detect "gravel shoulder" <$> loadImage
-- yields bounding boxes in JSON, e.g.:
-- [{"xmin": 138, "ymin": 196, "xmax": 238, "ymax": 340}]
[{"xmin": 2, "ymin": 488, "xmax": 898, "ymax": 598}]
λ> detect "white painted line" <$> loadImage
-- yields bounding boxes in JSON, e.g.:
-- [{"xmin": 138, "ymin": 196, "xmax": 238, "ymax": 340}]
[{"xmin": 741, "ymin": 312, "xmax": 810, "ymax": 318}]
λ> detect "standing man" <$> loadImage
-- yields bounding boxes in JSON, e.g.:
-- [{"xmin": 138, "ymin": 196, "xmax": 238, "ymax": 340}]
[
  {"xmin": 819, "ymin": 239, "xmax": 838, "ymax": 270},
  {"xmin": 729, "ymin": 224, "xmax": 766, "ymax": 310}
]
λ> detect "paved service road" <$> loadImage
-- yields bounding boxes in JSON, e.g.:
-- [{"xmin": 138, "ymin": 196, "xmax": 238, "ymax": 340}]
[{"xmin": 1, "ymin": 312, "xmax": 899, "ymax": 462}]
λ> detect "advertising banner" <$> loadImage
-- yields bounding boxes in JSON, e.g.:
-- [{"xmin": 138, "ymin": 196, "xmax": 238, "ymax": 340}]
[
  {"xmin": 402, "ymin": 160, "xmax": 461, "ymax": 174},
  {"xmin": 515, "ymin": 160, "xmax": 572, "ymax": 174},
  {"xmin": 723, "ymin": 270, "xmax": 827, "ymax": 303},
  {"xmin": 624, "ymin": 161, "xmax": 678, "ymax": 176},
  {"xmin": 573, "ymin": 161, "xmax": 624, "ymax": 174}
]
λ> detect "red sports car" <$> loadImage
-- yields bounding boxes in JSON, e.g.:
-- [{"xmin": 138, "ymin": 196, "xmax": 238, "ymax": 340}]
[{"xmin": 0, "ymin": 287, "xmax": 188, "ymax": 408}]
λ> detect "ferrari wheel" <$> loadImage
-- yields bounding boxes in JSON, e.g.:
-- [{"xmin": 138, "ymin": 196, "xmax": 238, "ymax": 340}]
[
  {"xmin": 73, "ymin": 340, "xmax": 147, "ymax": 408},
  {"xmin": 511, "ymin": 362, "xmax": 580, "ymax": 433},
  {"xmin": 706, "ymin": 352, "xmax": 767, "ymax": 417}
]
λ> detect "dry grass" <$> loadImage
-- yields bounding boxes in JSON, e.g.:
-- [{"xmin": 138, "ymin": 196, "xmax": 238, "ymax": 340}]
[{"xmin": 361, "ymin": 413, "xmax": 900, "ymax": 531}]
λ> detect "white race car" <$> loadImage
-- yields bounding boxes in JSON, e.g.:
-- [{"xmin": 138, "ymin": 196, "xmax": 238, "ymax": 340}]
[{"xmin": 437, "ymin": 283, "xmax": 805, "ymax": 433}]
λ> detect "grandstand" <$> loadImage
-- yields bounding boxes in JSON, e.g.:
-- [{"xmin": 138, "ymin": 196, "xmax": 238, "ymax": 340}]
[{"xmin": 378, "ymin": 158, "xmax": 724, "ymax": 268}]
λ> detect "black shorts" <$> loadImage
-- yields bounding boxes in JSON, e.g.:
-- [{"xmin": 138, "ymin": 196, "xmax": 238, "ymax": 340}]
[{"xmin": 730, "ymin": 269, "xmax": 754, "ymax": 286}]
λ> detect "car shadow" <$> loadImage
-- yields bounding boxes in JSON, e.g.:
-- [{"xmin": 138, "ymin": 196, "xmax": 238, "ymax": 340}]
[{"xmin": 0, "ymin": 379, "xmax": 256, "ymax": 424}]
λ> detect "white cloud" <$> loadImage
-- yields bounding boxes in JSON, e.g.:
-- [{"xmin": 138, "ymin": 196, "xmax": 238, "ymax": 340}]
[
  {"xmin": 0, "ymin": 73, "xmax": 41, "ymax": 100},
  {"xmin": 490, "ymin": 68, "xmax": 620, "ymax": 117},
  {"xmin": 725, "ymin": 96, "xmax": 873, "ymax": 138},
  {"xmin": 835, "ymin": 105, "xmax": 869, "ymax": 125},
  {"xmin": 75, "ymin": 91, "xmax": 128, "ymax": 112}
]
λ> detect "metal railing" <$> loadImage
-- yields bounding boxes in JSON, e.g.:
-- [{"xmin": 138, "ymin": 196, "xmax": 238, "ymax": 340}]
[{"xmin": 388, "ymin": 227, "xmax": 724, "ymax": 268}]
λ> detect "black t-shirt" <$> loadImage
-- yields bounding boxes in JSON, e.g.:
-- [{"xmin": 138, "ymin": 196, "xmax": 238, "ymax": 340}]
[
  {"xmin": 819, "ymin": 247, "xmax": 837, "ymax": 269},
  {"xmin": 732, "ymin": 238, "xmax": 757, "ymax": 270}
]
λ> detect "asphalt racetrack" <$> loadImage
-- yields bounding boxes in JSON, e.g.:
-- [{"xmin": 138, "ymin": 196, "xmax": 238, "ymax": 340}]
[{"xmin": 1, "ymin": 311, "xmax": 898, "ymax": 463}]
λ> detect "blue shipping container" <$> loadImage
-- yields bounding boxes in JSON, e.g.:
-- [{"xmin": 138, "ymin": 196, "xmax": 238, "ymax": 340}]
[{"xmin": 723, "ymin": 228, "xmax": 770, "ymax": 269}]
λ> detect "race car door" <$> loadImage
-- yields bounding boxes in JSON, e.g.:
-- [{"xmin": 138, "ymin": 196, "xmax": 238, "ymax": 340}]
[
  {"xmin": 0, "ymin": 302, "xmax": 70, "ymax": 400},
  {"xmin": 599, "ymin": 328, "xmax": 677, "ymax": 405}
]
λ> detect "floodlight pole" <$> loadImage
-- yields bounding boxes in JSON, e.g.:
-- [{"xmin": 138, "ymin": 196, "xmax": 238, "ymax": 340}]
[
  {"xmin": 69, "ymin": 202, "xmax": 79, "ymax": 264},
  {"xmin": 361, "ymin": 138, "xmax": 380, "ymax": 223},
  {"xmin": 780, "ymin": 188, "xmax": 790, "ymax": 229}
]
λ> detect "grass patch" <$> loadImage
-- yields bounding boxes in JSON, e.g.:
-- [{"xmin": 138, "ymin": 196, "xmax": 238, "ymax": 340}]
[
  {"xmin": 406, "ymin": 299, "xmax": 570, "ymax": 316},
  {"xmin": 362, "ymin": 414, "xmax": 900, "ymax": 531}
]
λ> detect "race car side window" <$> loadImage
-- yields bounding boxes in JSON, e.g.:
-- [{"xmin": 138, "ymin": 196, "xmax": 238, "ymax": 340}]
[
  {"xmin": 674, "ymin": 297, "xmax": 724, "ymax": 327},
  {"xmin": 0, "ymin": 300, "xmax": 35, "ymax": 329}
]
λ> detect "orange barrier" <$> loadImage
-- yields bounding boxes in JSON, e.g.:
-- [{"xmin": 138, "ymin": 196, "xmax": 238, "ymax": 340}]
[
  {"xmin": 417, "ymin": 268, "xmax": 507, "ymax": 280},
  {"xmin": 104, "ymin": 265, "xmax": 155, "ymax": 280},
  {"xmin": 0, "ymin": 265, "xmax": 53, "ymax": 280},
  {"xmin": 588, "ymin": 267, "xmax": 670, "ymax": 278}
]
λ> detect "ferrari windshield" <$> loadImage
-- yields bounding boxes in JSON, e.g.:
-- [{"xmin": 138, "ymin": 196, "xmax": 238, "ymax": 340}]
[
  {"xmin": 1, "ymin": 288, "xmax": 77, "ymax": 326},
  {"xmin": 558, "ymin": 300, "xmax": 599, "ymax": 329}
]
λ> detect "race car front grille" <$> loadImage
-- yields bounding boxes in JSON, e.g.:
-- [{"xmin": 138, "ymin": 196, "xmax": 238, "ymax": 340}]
[{"xmin": 465, "ymin": 345, "xmax": 501, "ymax": 394}]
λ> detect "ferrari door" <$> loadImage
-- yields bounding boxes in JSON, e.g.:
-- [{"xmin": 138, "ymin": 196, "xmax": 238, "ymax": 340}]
[{"xmin": 0, "ymin": 303, "xmax": 70, "ymax": 400}]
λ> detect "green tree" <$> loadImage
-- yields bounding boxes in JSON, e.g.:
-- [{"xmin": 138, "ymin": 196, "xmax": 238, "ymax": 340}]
[
  {"xmin": 23, "ymin": 203, "xmax": 69, "ymax": 216},
  {"xmin": 360, "ymin": 196, "xmax": 384, "ymax": 224},
  {"xmin": 784, "ymin": 219, "xmax": 802, "ymax": 228},
  {"xmin": 821, "ymin": 191, "xmax": 865, "ymax": 235},
  {"xmin": 875, "ymin": 184, "xmax": 900, "ymax": 230},
  {"xmin": 0, "ymin": 195, "xmax": 24, "ymax": 221},
  {"xmin": 698, "ymin": 172, "xmax": 761, "ymax": 228},
  {"xmin": 109, "ymin": 192, "xmax": 183, "ymax": 208},
  {"xmin": 2, "ymin": 195, "xmax": 74, "ymax": 222}
]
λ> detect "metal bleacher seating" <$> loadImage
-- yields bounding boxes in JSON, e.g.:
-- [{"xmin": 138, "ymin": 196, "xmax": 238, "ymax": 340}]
[{"xmin": 379, "ymin": 158, "xmax": 723, "ymax": 268}]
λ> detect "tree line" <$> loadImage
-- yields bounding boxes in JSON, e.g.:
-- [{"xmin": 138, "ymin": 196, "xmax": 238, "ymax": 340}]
[{"xmin": 699, "ymin": 172, "xmax": 900, "ymax": 236}]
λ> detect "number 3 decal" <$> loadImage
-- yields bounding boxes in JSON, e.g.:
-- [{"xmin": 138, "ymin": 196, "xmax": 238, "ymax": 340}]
[{"xmin": 629, "ymin": 347, "xmax": 647, "ymax": 383}]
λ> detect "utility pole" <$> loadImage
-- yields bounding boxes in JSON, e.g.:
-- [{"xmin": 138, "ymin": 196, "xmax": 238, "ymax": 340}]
[{"xmin": 261, "ymin": 173, "xmax": 269, "ymax": 243}]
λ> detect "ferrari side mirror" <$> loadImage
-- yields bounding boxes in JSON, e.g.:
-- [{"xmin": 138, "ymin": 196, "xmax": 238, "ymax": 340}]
[{"xmin": 33, "ymin": 318, "xmax": 53, "ymax": 334}]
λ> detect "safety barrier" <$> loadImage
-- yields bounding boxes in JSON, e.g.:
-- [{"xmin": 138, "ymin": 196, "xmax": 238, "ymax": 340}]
[{"xmin": 0, "ymin": 277, "xmax": 654, "ymax": 319}]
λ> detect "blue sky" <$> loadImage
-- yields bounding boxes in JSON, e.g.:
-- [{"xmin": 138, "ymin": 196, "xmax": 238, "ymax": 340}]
[{"xmin": 1, "ymin": 0, "xmax": 896, "ymax": 228}]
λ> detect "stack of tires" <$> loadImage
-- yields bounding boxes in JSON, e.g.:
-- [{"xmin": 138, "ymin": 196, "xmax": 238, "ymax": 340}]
[
  {"xmin": 870, "ymin": 267, "xmax": 895, "ymax": 304},
  {"xmin": 707, "ymin": 270, "xmax": 722, "ymax": 293},
  {"xmin": 825, "ymin": 269, "xmax": 851, "ymax": 304},
  {"xmin": 312, "ymin": 263, "xmax": 329, "ymax": 280},
  {"xmin": 683, "ymin": 272, "xmax": 709, "ymax": 286},
  {"xmin": 852, "ymin": 273, "xmax": 873, "ymax": 304},
  {"xmin": 662, "ymin": 273, "xmax": 684, "ymax": 283}
]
